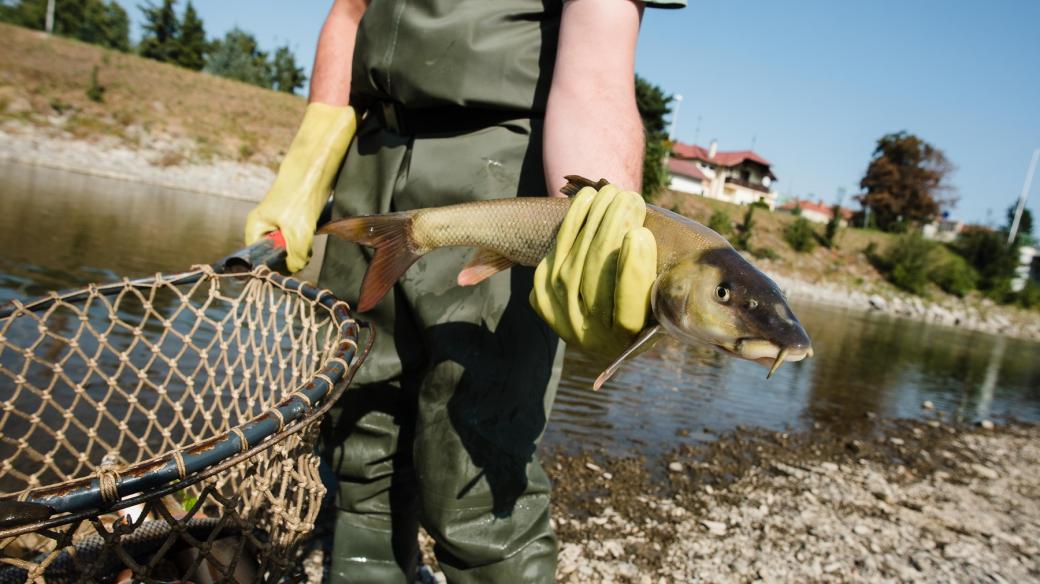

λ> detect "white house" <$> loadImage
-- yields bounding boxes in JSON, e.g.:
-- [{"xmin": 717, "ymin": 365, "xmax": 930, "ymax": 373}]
[{"xmin": 667, "ymin": 140, "xmax": 779, "ymax": 210}]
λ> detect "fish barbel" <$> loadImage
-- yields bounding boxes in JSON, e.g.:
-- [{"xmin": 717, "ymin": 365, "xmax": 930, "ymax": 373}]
[{"xmin": 320, "ymin": 176, "xmax": 812, "ymax": 388}]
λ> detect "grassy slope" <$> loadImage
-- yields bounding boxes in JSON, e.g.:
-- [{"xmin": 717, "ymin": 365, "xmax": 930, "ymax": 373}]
[
  {"xmin": 654, "ymin": 189, "xmax": 899, "ymax": 289},
  {"xmin": 0, "ymin": 22, "xmax": 305, "ymax": 168}
]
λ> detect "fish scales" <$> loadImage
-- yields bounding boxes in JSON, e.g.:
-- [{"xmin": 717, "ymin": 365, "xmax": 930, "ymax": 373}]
[
  {"xmin": 412, "ymin": 197, "xmax": 571, "ymax": 266},
  {"xmin": 410, "ymin": 197, "xmax": 730, "ymax": 272}
]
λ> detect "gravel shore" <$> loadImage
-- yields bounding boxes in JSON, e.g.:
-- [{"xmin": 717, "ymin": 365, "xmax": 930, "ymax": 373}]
[
  {"xmin": 0, "ymin": 122, "xmax": 273, "ymax": 202},
  {"xmin": 542, "ymin": 420, "xmax": 1039, "ymax": 583}
]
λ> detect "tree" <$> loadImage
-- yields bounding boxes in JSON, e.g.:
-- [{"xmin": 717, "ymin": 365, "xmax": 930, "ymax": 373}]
[
  {"xmin": 175, "ymin": 0, "xmax": 206, "ymax": 70},
  {"xmin": 1, "ymin": 0, "xmax": 130, "ymax": 50},
  {"xmin": 271, "ymin": 45, "xmax": 307, "ymax": 94},
  {"xmin": 634, "ymin": 75, "xmax": 672, "ymax": 199},
  {"xmin": 857, "ymin": 132, "xmax": 955, "ymax": 232},
  {"xmin": 205, "ymin": 28, "xmax": 272, "ymax": 88},
  {"xmin": 139, "ymin": 0, "xmax": 179, "ymax": 63}
]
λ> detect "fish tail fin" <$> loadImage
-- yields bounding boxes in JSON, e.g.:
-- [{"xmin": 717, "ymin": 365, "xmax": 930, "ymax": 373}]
[
  {"xmin": 319, "ymin": 213, "xmax": 421, "ymax": 312},
  {"xmin": 560, "ymin": 175, "xmax": 611, "ymax": 197}
]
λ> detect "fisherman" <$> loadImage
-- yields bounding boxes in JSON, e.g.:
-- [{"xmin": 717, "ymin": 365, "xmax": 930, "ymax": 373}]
[{"xmin": 244, "ymin": 0, "xmax": 684, "ymax": 581}]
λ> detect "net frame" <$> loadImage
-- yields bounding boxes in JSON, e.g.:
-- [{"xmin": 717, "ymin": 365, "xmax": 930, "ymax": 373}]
[{"xmin": 0, "ymin": 249, "xmax": 371, "ymax": 581}]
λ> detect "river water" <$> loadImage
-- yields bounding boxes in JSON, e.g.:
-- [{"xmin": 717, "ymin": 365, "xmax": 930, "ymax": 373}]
[{"xmin": 1, "ymin": 161, "xmax": 1038, "ymax": 459}]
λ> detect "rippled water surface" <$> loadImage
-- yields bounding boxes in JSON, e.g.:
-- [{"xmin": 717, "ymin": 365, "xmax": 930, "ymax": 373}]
[{"xmin": 2, "ymin": 161, "xmax": 1038, "ymax": 458}]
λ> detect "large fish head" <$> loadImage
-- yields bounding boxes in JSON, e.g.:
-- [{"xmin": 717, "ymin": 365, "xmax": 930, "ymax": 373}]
[{"xmin": 651, "ymin": 248, "xmax": 813, "ymax": 377}]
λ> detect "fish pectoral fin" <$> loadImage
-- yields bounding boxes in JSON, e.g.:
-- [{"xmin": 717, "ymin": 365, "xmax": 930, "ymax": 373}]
[
  {"xmin": 593, "ymin": 324, "xmax": 662, "ymax": 391},
  {"xmin": 457, "ymin": 249, "xmax": 516, "ymax": 286},
  {"xmin": 560, "ymin": 175, "xmax": 612, "ymax": 197}
]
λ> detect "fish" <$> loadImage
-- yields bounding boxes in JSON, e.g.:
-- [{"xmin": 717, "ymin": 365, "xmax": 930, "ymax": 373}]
[
  {"xmin": 319, "ymin": 175, "xmax": 813, "ymax": 388},
  {"xmin": 0, "ymin": 517, "xmax": 239, "ymax": 584}
]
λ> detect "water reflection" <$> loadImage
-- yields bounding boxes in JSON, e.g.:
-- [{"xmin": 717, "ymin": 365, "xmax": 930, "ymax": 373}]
[{"xmin": 1, "ymin": 161, "xmax": 1039, "ymax": 460}]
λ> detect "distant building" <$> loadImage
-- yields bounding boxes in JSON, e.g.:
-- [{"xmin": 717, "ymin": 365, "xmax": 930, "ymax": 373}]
[
  {"xmin": 778, "ymin": 199, "xmax": 854, "ymax": 225},
  {"xmin": 1012, "ymin": 245, "xmax": 1037, "ymax": 292},
  {"xmin": 922, "ymin": 218, "xmax": 965, "ymax": 243},
  {"xmin": 667, "ymin": 140, "xmax": 778, "ymax": 210}
]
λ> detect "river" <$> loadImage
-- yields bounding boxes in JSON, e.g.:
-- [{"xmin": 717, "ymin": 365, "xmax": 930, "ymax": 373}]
[{"xmin": 1, "ymin": 161, "xmax": 1038, "ymax": 459}]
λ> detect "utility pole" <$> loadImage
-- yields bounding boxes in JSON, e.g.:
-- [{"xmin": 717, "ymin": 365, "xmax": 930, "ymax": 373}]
[
  {"xmin": 668, "ymin": 94, "xmax": 684, "ymax": 142},
  {"xmin": 1007, "ymin": 148, "xmax": 1039, "ymax": 245},
  {"xmin": 45, "ymin": 0, "xmax": 55, "ymax": 35}
]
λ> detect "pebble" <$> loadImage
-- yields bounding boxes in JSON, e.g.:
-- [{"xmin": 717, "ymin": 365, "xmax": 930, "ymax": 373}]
[
  {"xmin": 585, "ymin": 462, "xmax": 602, "ymax": 473},
  {"xmin": 978, "ymin": 420, "xmax": 995, "ymax": 430},
  {"xmin": 970, "ymin": 463, "xmax": 999, "ymax": 480},
  {"xmin": 667, "ymin": 462, "xmax": 683, "ymax": 473},
  {"xmin": 701, "ymin": 520, "xmax": 727, "ymax": 535},
  {"xmin": 922, "ymin": 400, "xmax": 935, "ymax": 410}
]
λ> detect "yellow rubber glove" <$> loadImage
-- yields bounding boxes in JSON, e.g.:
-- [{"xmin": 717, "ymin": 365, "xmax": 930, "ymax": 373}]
[
  {"xmin": 244, "ymin": 103, "xmax": 357, "ymax": 272},
  {"xmin": 530, "ymin": 183, "xmax": 658, "ymax": 360}
]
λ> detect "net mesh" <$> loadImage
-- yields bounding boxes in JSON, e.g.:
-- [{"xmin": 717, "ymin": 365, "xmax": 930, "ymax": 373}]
[{"xmin": 0, "ymin": 266, "xmax": 356, "ymax": 583}]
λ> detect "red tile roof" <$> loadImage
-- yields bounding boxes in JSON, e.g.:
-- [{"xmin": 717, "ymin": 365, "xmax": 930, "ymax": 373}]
[
  {"xmin": 667, "ymin": 157, "xmax": 707, "ymax": 180},
  {"xmin": 671, "ymin": 142, "xmax": 773, "ymax": 169},
  {"xmin": 780, "ymin": 199, "xmax": 854, "ymax": 220}
]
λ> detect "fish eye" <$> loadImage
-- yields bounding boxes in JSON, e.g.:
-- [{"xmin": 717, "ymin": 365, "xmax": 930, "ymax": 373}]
[{"xmin": 714, "ymin": 285, "xmax": 730, "ymax": 302}]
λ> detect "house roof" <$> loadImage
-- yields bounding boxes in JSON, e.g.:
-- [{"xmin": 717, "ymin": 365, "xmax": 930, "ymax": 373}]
[
  {"xmin": 779, "ymin": 199, "xmax": 854, "ymax": 220},
  {"xmin": 667, "ymin": 157, "xmax": 707, "ymax": 181},
  {"xmin": 672, "ymin": 142, "xmax": 773, "ymax": 169}
]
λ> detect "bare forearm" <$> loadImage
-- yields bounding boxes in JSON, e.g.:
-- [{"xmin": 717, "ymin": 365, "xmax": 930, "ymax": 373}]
[
  {"xmin": 309, "ymin": 0, "xmax": 368, "ymax": 106},
  {"xmin": 543, "ymin": 0, "xmax": 645, "ymax": 196}
]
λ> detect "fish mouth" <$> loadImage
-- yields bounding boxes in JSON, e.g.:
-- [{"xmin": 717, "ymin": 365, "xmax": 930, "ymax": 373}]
[{"xmin": 718, "ymin": 338, "xmax": 814, "ymax": 378}]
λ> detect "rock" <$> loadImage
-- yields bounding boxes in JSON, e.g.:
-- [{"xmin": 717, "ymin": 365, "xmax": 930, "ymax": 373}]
[
  {"xmin": 602, "ymin": 472, "xmax": 613, "ymax": 480},
  {"xmin": 889, "ymin": 437, "xmax": 905, "ymax": 446},
  {"xmin": 970, "ymin": 463, "xmax": 999, "ymax": 480},
  {"xmin": 977, "ymin": 419, "xmax": 995, "ymax": 430},
  {"xmin": 922, "ymin": 400, "xmax": 935, "ymax": 410},
  {"xmin": 853, "ymin": 525, "xmax": 872, "ymax": 536},
  {"xmin": 585, "ymin": 462, "xmax": 602, "ymax": 473},
  {"xmin": 868, "ymin": 294, "xmax": 887, "ymax": 310},
  {"xmin": 701, "ymin": 520, "xmax": 727, "ymax": 535},
  {"xmin": 819, "ymin": 462, "xmax": 840, "ymax": 473},
  {"xmin": 668, "ymin": 461, "xmax": 684, "ymax": 473}
]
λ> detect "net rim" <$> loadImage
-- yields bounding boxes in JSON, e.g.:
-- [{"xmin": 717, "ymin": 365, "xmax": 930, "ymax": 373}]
[{"xmin": 0, "ymin": 265, "xmax": 368, "ymax": 533}]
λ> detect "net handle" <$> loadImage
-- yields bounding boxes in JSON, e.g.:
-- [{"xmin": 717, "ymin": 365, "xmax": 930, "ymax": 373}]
[{"xmin": 215, "ymin": 203, "xmax": 332, "ymax": 274}]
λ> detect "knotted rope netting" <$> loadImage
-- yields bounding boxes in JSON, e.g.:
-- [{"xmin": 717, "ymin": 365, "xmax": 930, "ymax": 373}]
[{"xmin": 0, "ymin": 262, "xmax": 367, "ymax": 583}]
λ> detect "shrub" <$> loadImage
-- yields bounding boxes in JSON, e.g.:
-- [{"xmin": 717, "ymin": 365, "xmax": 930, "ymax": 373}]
[
  {"xmin": 734, "ymin": 205, "xmax": 756, "ymax": 251},
  {"xmin": 752, "ymin": 247, "xmax": 779, "ymax": 261},
  {"xmin": 1019, "ymin": 281, "xmax": 1040, "ymax": 309},
  {"xmin": 929, "ymin": 254, "xmax": 978, "ymax": 297},
  {"xmin": 86, "ymin": 65, "xmax": 105, "ymax": 103},
  {"xmin": 708, "ymin": 210, "xmax": 732, "ymax": 236},
  {"xmin": 823, "ymin": 204, "xmax": 842, "ymax": 248},
  {"xmin": 784, "ymin": 217, "xmax": 817, "ymax": 253},
  {"xmin": 881, "ymin": 231, "xmax": 936, "ymax": 295}
]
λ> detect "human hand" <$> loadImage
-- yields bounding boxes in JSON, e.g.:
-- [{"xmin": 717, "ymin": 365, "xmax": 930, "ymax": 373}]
[
  {"xmin": 244, "ymin": 103, "xmax": 356, "ymax": 272},
  {"xmin": 530, "ymin": 182, "xmax": 657, "ymax": 359}
]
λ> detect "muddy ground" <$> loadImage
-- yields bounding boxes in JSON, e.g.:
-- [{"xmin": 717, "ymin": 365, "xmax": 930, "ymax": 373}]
[{"xmin": 531, "ymin": 418, "xmax": 1039, "ymax": 583}]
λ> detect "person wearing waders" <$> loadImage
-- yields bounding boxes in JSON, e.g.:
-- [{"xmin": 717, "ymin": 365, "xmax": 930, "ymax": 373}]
[{"xmin": 244, "ymin": 0, "xmax": 684, "ymax": 581}]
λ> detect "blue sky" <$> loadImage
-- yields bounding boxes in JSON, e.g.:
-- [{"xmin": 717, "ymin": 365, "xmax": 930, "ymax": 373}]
[{"xmin": 116, "ymin": 1, "xmax": 1040, "ymax": 225}]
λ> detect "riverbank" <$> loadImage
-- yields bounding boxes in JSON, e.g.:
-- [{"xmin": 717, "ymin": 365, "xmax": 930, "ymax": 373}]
[
  {"xmin": 541, "ymin": 419, "xmax": 1039, "ymax": 583},
  {"xmin": 3, "ymin": 123, "xmax": 1039, "ymax": 342}
]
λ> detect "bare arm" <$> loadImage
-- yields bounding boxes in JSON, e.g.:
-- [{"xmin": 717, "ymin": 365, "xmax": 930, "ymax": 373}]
[
  {"xmin": 309, "ymin": 0, "xmax": 368, "ymax": 106},
  {"xmin": 543, "ymin": 0, "xmax": 645, "ymax": 196}
]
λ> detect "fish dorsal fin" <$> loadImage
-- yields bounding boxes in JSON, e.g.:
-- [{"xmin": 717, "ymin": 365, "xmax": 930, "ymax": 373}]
[
  {"xmin": 561, "ymin": 175, "xmax": 611, "ymax": 197},
  {"xmin": 457, "ymin": 249, "xmax": 516, "ymax": 286},
  {"xmin": 593, "ymin": 324, "xmax": 662, "ymax": 390}
]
